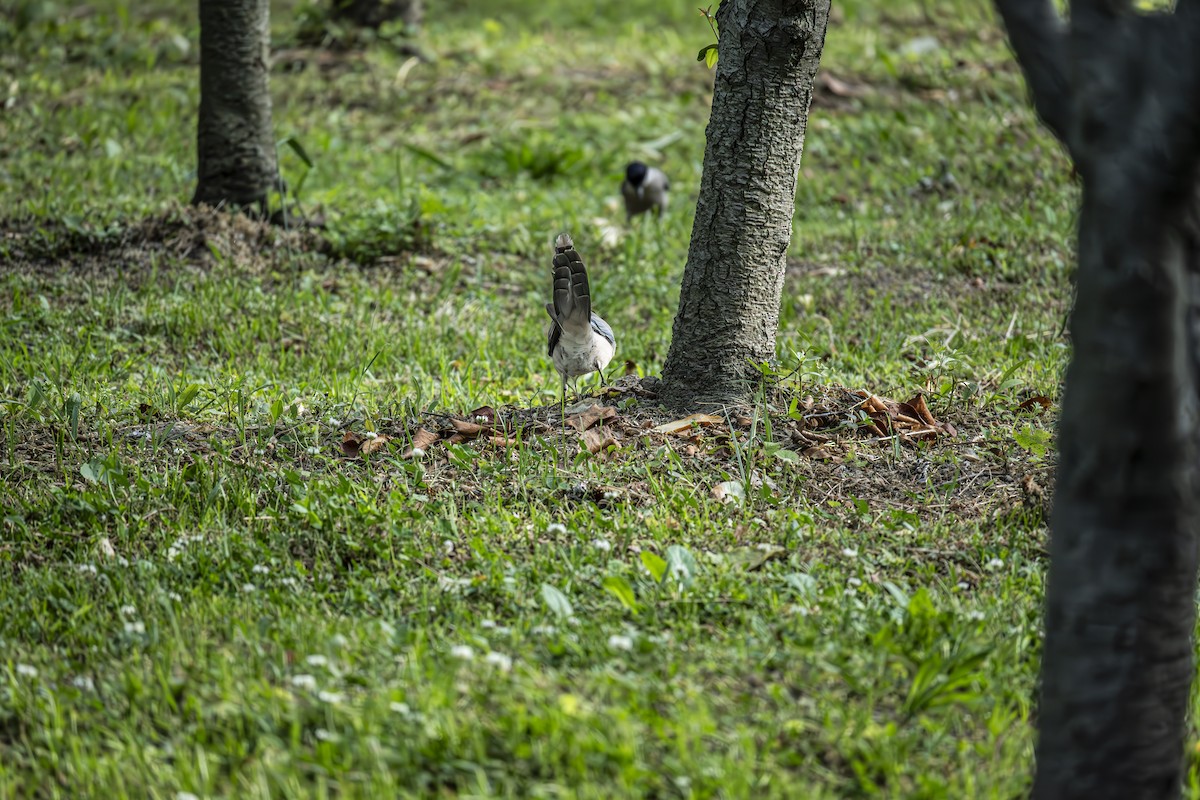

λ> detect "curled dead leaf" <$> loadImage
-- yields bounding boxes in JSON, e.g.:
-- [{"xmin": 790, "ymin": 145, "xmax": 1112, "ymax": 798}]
[
  {"xmin": 1017, "ymin": 395, "xmax": 1052, "ymax": 414},
  {"xmin": 342, "ymin": 431, "xmax": 392, "ymax": 458},
  {"xmin": 340, "ymin": 430, "xmax": 363, "ymax": 458}
]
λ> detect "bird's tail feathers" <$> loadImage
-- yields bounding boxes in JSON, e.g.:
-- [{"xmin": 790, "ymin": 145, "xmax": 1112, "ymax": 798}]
[{"xmin": 551, "ymin": 242, "xmax": 591, "ymax": 334}]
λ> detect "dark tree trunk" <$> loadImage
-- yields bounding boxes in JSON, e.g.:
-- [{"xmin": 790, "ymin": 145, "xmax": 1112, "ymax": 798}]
[
  {"xmin": 658, "ymin": 0, "xmax": 830, "ymax": 410},
  {"xmin": 994, "ymin": 1, "xmax": 1200, "ymax": 796},
  {"xmin": 331, "ymin": 0, "xmax": 422, "ymax": 31},
  {"xmin": 192, "ymin": 0, "xmax": 279, "ymax": 211}
]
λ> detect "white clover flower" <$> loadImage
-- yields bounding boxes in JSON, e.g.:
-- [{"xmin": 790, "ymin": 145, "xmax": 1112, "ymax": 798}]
[
  {"xmin": 305, "ymin": 654, "xmax": 329, "ymax": 667},
  {"xmin": 841, "ymin": 548, "xmax": 858, "ymax": 558},
  {"xmin": 442, "ymin": 540, "xmax": 455, "ymax": 554},
  {"xmin": 390, "ymin": 701, "xmax": 411, "ymax": 715},
  {"xmin": 607, "ymin": 634, "xmax": 633, "ymax": 652},
  {"xmin": 967, "ymin": 610, "xmax": 986, "ymax": 622},
  {"xmin": 289, "ymin": 674, "xmax": 317, "ymax": 691},
  {"xmin": 177, "ymin": 792, "xmax": 201, "ymax": 800},
  {"xmin": 546, "ymin": 523, "xmax": 567, "ymax": 536},
  {"xmin": 531, "ymin": 625, "xmax": 556, "ymax": 636},
  {"xmin": 844, "ymin": 588, "xmax": 858, "ymax": 597},
  {"xmin": 281, "ymin": 577, "xmax": 299, "ymax": 588},
  {"xmin": 847, "ymin": 577, "xmax": 862, "ymax": 587},
  {"xmin": 317, "ymin": 690, "xmax": 343, "ymax": 704},
  {"xmin": 168, "ymin": 592, "xmax": 183, "ymax": 602},
  {"xmin": 591, "ymin": 538, "xmax": 612, "ymax": 552},
  {"xmin": 450, "ymin": 645, "xmax": 476, "ymax": 661},
  {"xmin": 327, "ymin": 418, "xmax": 341, "ymax": 427},
  {"xmin": 251, "ymin": 565, "xmax": 269, "ymax": 575},
  {"xmin": 124, "ymin": 621, "xmax": 146, "ymax": 635},
  {"xmin": 305, "ymin": 446, "xmax": 321, "ymax": 455},
  {"xmin": 254, "ymin": 448, "xmax": 266, "ymax": 456},
  {"xmin": 481, "ymin": 619, "xmax": 497, "ymax": 629},
  {"xmin": 410, "ymin": 447, "xmax": 426, "ymax": 458},
  {"xmin": 71, "ymin": 675, "xmax": 95, "ymax": 692},
  {"xmin": 77, "ymin": 564, "xmax": 98, "ymax": 574},
  {"xmin": 484, "ymin": 651, "xmax": 513, "ymax": 672},
  {"xmin": 986, "ymin": 558, "xmax": 1005, "ymax": 570},
  {"xmin": 956, "ymin": 582, "xmax": 969, "ymax": 591},
  {"xmin": 119, "ymin": 605, "xmax": 137, "ymax": 616},
  {"xmin": 314, "ymin": 728, "xmax": 337, "ymax": 741},
  {"xmin": 241, "ymin": 583, "xmax": 256, "ymax": 593},
  {"xmin": 15, "ymin": 664, "xmax": 37, "ymax": 678}
]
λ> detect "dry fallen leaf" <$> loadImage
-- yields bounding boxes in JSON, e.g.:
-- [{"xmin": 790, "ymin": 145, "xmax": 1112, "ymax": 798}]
[
  {"xmin": 852, "ymin": 390, "xmax": 957, "ymax": 441},
  {"xmin": 1017, "ymin": 395, "xmax": 1052, "ymax": 414},
  {"xmin": 340, "ymin": 430, "xmax": 363, "ymax": 458},
  {"xmin": 582, "ymin": 427, "xmax": 618, "ymax": 455},
  {"xmin": 401, "ymin": 427, "xmax": 440, "ymax": 458},
  {"xmin": 652, "ymin": 413, "xmax": 724, "ymax": 435},
  {"xmin": 342, "ymin": 431, "xmax": 392, "ymax": 458},
  {"xmin": 449, "ymin": 418, "xmax": 484, "ymax": 437},
  {"xmin": 360, "ymin": 434, "xmax": 391, "ymax": 456},
  {"xmin": 566, "ymin": 404, "xmax": 617, "ymax": 432}
]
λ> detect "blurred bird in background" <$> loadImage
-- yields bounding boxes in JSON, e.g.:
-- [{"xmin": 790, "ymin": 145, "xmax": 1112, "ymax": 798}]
[
  {"xmin": 545, "ymin": 233, "xmax": 615, "ymax": 409},
  {"xmin": 620, "ymin": 161, "xmax": 670, "ymax": 220}
]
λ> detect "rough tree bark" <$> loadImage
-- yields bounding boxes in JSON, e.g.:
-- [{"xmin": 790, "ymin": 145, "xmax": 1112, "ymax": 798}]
[
  {"xmin": 331, "ymin": 0, "xmax": 422, "ymax": 31},
  {"xmin": 658, "ymin": 0, "xmax": 830, "ymax": 410},
  {"xmin": 192, "ymin": 0, "xmax": 279, "ymax": 211},
  {"xmin": 994, "ymin": 1, "xmax": 1200, "ymax": 796}
]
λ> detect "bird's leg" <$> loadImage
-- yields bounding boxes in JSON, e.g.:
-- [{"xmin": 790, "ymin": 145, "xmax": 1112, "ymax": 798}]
[{"xmin": 559, "ymin": 371, "xmax": 567, "ymax": 471}]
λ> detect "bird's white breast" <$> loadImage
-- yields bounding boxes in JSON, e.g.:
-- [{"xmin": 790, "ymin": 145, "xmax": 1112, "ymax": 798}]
[{"xmin": 551, "ymin": 328, "xmax": 614, "ymax": 379}]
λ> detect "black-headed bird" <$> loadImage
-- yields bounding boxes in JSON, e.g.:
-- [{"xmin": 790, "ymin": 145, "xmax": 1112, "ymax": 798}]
[{"xmin": 620, "ymin": 161, "xmax": 670, "ymax": 220}]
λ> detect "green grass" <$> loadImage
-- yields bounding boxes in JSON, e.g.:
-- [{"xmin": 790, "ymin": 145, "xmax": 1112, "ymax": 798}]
[{"xmin": 0, "ymin": 0, "xmax": 1182, "ymax": 797}]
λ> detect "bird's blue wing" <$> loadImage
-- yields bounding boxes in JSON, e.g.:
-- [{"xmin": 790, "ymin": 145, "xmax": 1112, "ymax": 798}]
[{"xmin": 590, "ymin": 314, "xmax": 615, "ymax": 347}]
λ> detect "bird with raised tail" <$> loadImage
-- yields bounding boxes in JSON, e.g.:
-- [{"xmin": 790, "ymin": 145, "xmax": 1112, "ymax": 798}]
[
  {"xmin": 545, "ymin": 233, "xmax": 615, "ymax": 405},
  {"xmin": 620, "ymin": 161, "xmax": 670, "ymax": 220}
]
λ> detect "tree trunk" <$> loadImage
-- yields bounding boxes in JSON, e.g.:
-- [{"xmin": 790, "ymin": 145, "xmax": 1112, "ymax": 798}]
[
  {"xmin": 331, "ymin": 0, "xmax": 422, "ymax": 31},
  {"xmin": 993, "ymin": 2, "xmax": 1200, "ymax": 796},
  {"xmin": 192, "ymin": 0, "xmax": 279, "ymax": 212},
  {"xmin": 658, "ymin": 0, "xmax": 830, "ymax": 410}
]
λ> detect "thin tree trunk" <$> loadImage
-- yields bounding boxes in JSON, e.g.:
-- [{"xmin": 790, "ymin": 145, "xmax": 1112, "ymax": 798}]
[
  {"xmin": 992, "ymin": 1, "xmax": 1200, "ymax": 795},
  {"xmin": 193, "ymin": 0, "xmax": 278, "ymax": 211},
  {"xmin": 658, "ymin": 0, "xmax": 830, "ymax": 410}
]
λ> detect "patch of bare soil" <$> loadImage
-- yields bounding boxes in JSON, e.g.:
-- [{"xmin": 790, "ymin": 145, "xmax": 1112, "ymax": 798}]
[{"xmin": 1, "ymin": 202, "xmax": 326, "ymax": 285}]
